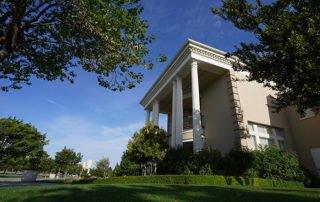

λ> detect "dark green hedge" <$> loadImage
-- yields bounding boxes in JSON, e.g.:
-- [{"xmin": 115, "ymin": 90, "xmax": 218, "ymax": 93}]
[{"xmin": 72, "ymin": 175, "xmax": 304, "ymax": 188}]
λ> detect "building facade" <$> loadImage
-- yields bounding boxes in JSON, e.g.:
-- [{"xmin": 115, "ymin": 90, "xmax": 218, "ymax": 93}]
[{"xmin": 139, "ymin": 39, "xmax": 320, "ymax": 177}]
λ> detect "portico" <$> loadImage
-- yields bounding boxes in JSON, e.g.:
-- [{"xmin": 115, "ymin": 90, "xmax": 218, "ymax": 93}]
[{"xmin": 140, "ymin": 39, "xmax": 238, "ymax": 152}]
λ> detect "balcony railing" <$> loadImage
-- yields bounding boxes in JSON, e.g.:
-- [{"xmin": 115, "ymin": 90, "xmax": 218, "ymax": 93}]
[
  {"xmin": 183, "ymin": 115, "xmax": 205, "ymax": 130},
  {"xmin": 183, "ymin": 116, "xmax": 193, "ymax": 130}
]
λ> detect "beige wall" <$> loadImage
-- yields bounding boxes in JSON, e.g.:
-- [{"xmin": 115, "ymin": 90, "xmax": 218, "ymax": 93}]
[
  {"xmin": 235, "ymin": 73, "xmax": 295, "ymax": 151},
  {"xmin": 201, "ymin": 74, "xmax": 235, "ymax": 154},
  {"xmin": 285, "ymin": 107, "xmax": 320, "ymax": 176}
]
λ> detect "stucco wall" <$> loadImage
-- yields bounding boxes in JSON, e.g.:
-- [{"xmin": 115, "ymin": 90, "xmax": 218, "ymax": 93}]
[
  {"xmin": 235, "ymin": 73, "xmax": 295, "ymax": 151},
  {"xmin": 201, "ymin": 74, "xmax": 235, "ymax": 154},
  {"xmin": 285, "ymin": 107, "xmax": 320, "ymax": 176}
]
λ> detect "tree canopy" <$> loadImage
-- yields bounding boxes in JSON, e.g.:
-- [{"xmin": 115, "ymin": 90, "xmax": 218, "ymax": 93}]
[
  {"xmin": 55, "ymin": 146, "xmax": 82, "ymax": 174},
  {"xmin": 0, "ymin": 0, "xmax": 166, "ymax": 92},
  {"xmin": 96, "ymin": 157, "xmax": 110, "ymax": 178},
  {"xmin": 126, "ymin": 123, "xmax": 169, "ymax": 175},
  {"xmin": 212, "ymin": 0, "xmax": 320, "ymax": 113},
  {"xmin": 0, "ymin": 117, "xmax": 48, "ymax": 169}
]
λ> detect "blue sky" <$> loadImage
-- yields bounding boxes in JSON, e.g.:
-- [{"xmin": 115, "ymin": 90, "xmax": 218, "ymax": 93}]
[{"xmin": 0, "ymin": 0, "xmax": 256, "ymax": 168}]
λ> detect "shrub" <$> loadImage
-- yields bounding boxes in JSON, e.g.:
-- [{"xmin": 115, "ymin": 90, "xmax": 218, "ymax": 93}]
[
  {"xmin": 158, "ymin": 148, "xmax": 223, "ymax": 175},
  {"xmin": 223, "ymin": 148, "xmax": 256, "ymax": 176},
  {"xmin": 158, "ymin": 147, "xmax": 193, "ymax": 175},
  {"xmin": 72, "ymin": 175, "xmax": 304, "ymax": 188},
  {"xmin": 191, "ymin": 149, "xmax": 223, "ymax": 175},
  {"xmin": 248, "ymin": 146, "xmax": 309, "ymax": 185},
  {"xmin": 225, "ymin": 176, "xmax": 252, "ymax": 186},
  {"xmin": 187, "ymin": 175, "xmax": 227, "ymax": 185}
]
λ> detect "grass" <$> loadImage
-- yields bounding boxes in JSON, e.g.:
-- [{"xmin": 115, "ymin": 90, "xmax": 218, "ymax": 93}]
[{"xmin": 0, "ymin": 184, "xmax": 319, "ymax": 202}]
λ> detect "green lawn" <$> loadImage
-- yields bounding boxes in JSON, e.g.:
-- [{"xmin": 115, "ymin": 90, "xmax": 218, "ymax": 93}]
[{"xmin": 0, "ymin": 184, "xmax": 319, "ymax": 202}]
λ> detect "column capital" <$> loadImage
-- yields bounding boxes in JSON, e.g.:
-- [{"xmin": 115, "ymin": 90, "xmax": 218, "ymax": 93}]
[{"xmin": 191, "ymin": 60, "xmax": 198, "ymax": 69}]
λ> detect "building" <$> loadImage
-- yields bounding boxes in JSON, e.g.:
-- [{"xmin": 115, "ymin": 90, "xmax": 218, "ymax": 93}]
[
  {"xmin": 79, "ymin": 160, "xmax": 94, "ymax": 174},
  {"xmin": 139, "ymin": 39, "xmax": 320, "ymax": 177}
]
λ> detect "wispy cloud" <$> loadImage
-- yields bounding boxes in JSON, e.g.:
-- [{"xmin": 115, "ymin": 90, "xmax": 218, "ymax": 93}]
[
  {"xmin": 42, "ymin": 116, "xmax": 145, "ymax": 168},
  {"xmin": 47, "ymin": 99, "xmax": 65, "ymax": 109}
]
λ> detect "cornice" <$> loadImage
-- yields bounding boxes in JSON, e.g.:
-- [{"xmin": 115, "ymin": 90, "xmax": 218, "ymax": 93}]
[
  {"xmin": 139, "ymin": 39, "xmax": 237, "ymax": 109},
  {"xmin": 189, "ymin": 46, "xmax": 232, "ymax": 65}
]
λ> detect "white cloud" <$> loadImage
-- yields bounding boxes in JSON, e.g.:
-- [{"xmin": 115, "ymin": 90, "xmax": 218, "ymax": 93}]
[
  {"xmin": 42, "ymin": 116, "xmax": 145, "ymax": 168},
  {"xmin": 47, "ymin": 99, "xmax": 65, "ymax": 108}
]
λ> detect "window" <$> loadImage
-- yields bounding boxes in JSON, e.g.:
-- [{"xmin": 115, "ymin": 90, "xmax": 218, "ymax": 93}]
[{"xmin": 248, "ymin": 122, "xmax": 285, "ymax": 150}]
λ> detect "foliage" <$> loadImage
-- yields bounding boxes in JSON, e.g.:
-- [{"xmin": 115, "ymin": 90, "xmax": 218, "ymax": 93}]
[
  {"xmin": 0, "ymin": 0, "xmax": 167, "ymax": 92},
  {"xmin": 96, "ymin": 157, "xmax": 110, "ymax": 178},
  {"xmin": 158, "ymin": 145, "xmax": 310, "ymax": 185},
  {"xmin": 126, "ymin": 123, "xmax": 169, "ymax": 175},
  {"xmin": 72, "ymin": 175, "xmax": 304, "ymax": 188},
  {"xmin": 211, "ymin": 0, "xmax": 320, "ymax": 112},
  {"xmin": 158, "ymin": 147, "xmax": 223, "ymax": 175},
  {"xmin": 38, "ymin": 154, "xmax": 56, "ymax": 173},
  {"xmin": 55, "ymin": 146, "xmax": 82, "ymax": 176},
  {"xmin": 223, "ymin": 148, "xmax": 256, "ymax": 176},
  {"xmin": 118, "ymin": 152, "xmax": 140, "ymax": 176},
  {"xmin": 0, "ymin": 117, "xmax": 48, "ymax": 170},
  {"xmin": 113, "ymin": 163, "xmax": 122, "ymax": 176},
  {"xmin": 158, "ymin": 147, "xmax": 192, "ymax": 175},
  {"xmin": 191, "ymin": 149, "xmax": 223, "ymax": 175},
  {"xmin": 247, "ymin": 146, "xmax": 310, "ymax": 185}
]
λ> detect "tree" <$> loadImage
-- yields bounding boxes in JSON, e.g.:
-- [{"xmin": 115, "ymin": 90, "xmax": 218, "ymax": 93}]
[
  {"xmin": 39, "ymin": 154, "xmax": 56, "ymax": 174},
  {"xmin": 126, "ymin": 123, "xmax": 169, "ymax": 175},
  {"xmin": 0, "ymin": 0, "xmax": 166, "ymax": 92},
  {"xmin": 211, "ymin": 0, "xmax": 320, "ymax": 113},
  {"xmin": 96, "ymin": 157, "xmax": 110, "ymax": 178},
  {"xmin": 55, "ymin": 146, "xmax": 82, "ymax": 177},
  {"xmin": 113, "ymin": 163, "xmax": 121, "ymax": 176},
  {"xmin": 119, "ymin": 151, "xmax": 139, "ymax": 176},
  {"xmin": 0, "ymin": 117, "xmax": 48, "ymax": 170}
]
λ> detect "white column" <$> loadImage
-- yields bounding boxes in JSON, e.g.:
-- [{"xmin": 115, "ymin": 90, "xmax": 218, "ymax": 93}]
[
  {"xmin": 191, "ymin": 60, "xmax": 203, "ymax": 152},
  {"xmin": 167, "ymin": 113, "xmax": 171, "ymax": 134},
  {"xmin": 171, "ymin": 80, "xmax": 177, "ymax": 147},
  {"xmin": 145, "ymin": 109, "xmax": 150, "ymax": 124},
  {"xmin": 175, "ymin": 77, "xmax": 183, "ymax": 147},
  {"xmin": 152, "ymin": 100, "xmax": 159, "ymax": 126}
]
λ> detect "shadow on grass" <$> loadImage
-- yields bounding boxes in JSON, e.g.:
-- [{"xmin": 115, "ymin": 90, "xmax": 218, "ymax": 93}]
[{"xmin": 3, "ymin": 184, "xmax": 320, "ymax": 202}]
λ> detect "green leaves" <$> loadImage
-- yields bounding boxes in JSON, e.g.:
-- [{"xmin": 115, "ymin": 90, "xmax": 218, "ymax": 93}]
[
  {"xmin": 55, "ymin": 146, "xmax": 82, "ymax": 173},
  {"xmin": 126, "ymin": 123, "xmax": 169, "ymax": 166},
  {"xmin": 0, "ymin": 0, "xmax": 166, "ymax": 91},
  {"xmin": 0, "ymin": 117, "xmax": 48, "ymax": 170},
  {"xmin": 212, "ymin": 0, "xmax": 320, "ymax": 112}
]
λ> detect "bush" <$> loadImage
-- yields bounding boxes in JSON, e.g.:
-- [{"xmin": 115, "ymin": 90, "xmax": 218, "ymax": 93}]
[
  {"xmin": 225, "ymin": 176, "xmax": 252, "ymax": 186},
  {"xmin": 248, "ymin": 146, "xmax": 309, "ymax": 185},
  {"xmin": 223, "ymin": 148, "xmax": 256, "ymax": 176},
  {"xmin": 157, "ymin": 145, "xmax": 311, "ymax": 185},
  {"xmin": 187, "ymin": 175, "xmax": 227, "ymax": 185},
  {"xmin": 73, "ymin": 175, "xmax": 186, "ymax": 184},
  {"xmin": 72, "ymin": 175, "xmax": 304, "ymax": 188},
  {"xmin": 252, "ymin": 178, "xmax": 304, "ymax": 188},
  {"xmin": 158, "ymin": 147, "xmax": 223, "ymax": 175},
  {"xmin": 191, "ymin": 149, "xmax": 223, "ymax": 175},
  {"xmin": 158, "ymin": 147, "xmax": 193, "ymax": 174}
]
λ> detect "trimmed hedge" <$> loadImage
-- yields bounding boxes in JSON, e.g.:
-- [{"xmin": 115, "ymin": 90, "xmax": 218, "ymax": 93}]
[{"xmin": 72, "ymin": 175, "xmax": 304, "ymax": 188}]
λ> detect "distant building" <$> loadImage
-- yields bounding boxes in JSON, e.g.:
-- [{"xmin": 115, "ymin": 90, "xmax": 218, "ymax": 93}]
[
  {"xmin": 140, "ymin": 39, "xmax": 320, "ymax": 177},
  {"xmin": 78, "ymin": 160, "xmax": 94, "ymax": 174}
]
